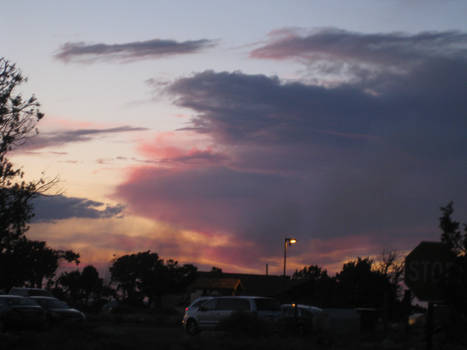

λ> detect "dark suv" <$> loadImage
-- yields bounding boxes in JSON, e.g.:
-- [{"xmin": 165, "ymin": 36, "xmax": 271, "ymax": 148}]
[{"xmin": 0, "ymin": 295, "xmax": 47, "ymax": 331}]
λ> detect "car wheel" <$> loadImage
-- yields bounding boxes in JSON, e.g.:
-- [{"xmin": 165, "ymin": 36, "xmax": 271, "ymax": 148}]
[{"xmin": 186, "ymin": 319, "xmax": 199, "ymax": 335}]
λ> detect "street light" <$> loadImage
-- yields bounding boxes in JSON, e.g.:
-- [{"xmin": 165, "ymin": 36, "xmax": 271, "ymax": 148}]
[{"xmin": 283, "ymin": 237, "xmax": 297, "ymax": 277}]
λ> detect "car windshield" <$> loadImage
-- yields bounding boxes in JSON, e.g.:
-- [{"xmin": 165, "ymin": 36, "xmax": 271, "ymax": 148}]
[
  {"xmin": 255, "ymin": 298, "xmax": 280, "ymax": 311},
  {"xmin": 191, "ymin": 299, "xmax": 209, "ymax": 308},
  {"xmin": 7, "ymin": 297, "xmax": 39, "ymax": 306},
  {"xmin": 47, "ymin": 299, "xmax": 69, "ymax": 308}
]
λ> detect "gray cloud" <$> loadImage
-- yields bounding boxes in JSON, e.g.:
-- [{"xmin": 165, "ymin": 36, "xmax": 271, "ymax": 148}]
[
  {"xmin": 168, "ymin": 70, "xmax": 381, "ymax": 145},
  {"xmin": 21, "ymin": 126, "xmax": 148, "ymax": 151},
  {"xmin": 55, "ymin": 38, "xmax": 217, "ymax": 63},
  {"xmin": 251, "ymin": 28, "xmax": 467, "ymax": 69},
  {"xmin": 32, "ymin": 194, "xmax": 125, "ymax": 222}
]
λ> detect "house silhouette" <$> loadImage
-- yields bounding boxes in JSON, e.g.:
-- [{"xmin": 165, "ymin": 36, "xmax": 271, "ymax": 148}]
[{"xmin": 189, "ymin": 272, "xmax": 306, "ymax": 302}]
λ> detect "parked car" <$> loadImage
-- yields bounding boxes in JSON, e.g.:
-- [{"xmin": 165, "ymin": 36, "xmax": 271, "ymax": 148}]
[
  {"xmin": 30, "ymin": 296, "xmax": 85, "ymax": 324},
  {"xmin": 9, "ymin": 287, "xmax": 53, "ymax": 297},
  {"xmin": 0, "ymin": 295, "xmax": 47, "ymax": 331},
  {"xmin": 280, "ymin": 304, "xmax": 328, "ymax": 335},
  {"xmin": 182, "ymin": 296, "xmax": 281, "ymax": 335}
]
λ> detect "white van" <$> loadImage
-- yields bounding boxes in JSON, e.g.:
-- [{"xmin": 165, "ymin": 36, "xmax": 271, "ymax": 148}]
[{"xmin": 182, "ymin": 296, "xmax": 281, "ymax": 335}]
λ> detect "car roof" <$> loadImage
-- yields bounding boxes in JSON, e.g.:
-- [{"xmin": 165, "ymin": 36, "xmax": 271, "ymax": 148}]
[
  {"xmin": 191, "ymin": 296, "xmax": 212, "ymax": 302},
  {"xmin": 207, "ymin": 296, "xmax": 275, "ymax": 300},
  {"xmin": 29, "ymin": 296, "xmax": 58, "ymax": 300},
  {"xmin": 9, "ymin": 287, "xmax": 52, "ymax": 296},
  {"xmin": 0, "ymin": 294, "xmax": 24, "ymax": 298},
  {"xmin": 10, "ymin": 287, "xmax": 46, "ymax": 291}
]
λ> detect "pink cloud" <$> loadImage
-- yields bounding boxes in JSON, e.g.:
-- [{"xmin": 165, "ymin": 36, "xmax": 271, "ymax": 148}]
[
  {"xmin": 139, "ymin": 143, "xmax": 227, "ymax": 166},
  {"xmin": 135, "ymin": 130, "xmax": 229, "ymax": 167}
]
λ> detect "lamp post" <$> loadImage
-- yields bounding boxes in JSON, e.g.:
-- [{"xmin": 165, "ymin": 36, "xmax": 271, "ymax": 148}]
[{"xmin": 283, "ymin": 237, "xmax": 297, "ymax": 277}]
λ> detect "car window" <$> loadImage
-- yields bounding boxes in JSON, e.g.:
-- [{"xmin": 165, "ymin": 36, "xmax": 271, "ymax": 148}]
[
  {"xmin": 8, "ymin": 297, "xmax": 38, "ymax": 306},
  {"xmin": 201, "ymin": 299, "xmax": 217, "ymax": 311},
  {"xmin": 9, "ymin": 288, "xmax": 26, "ymax": 296},
  {"xmin": 216, "ymin": 298, "xmax": 250, "ymax": 311},
  {"xmin": 47, "ymin": 299, "xmax": 68, "ymax": 308},
  {"xmin": 255, "ymin": 298, "xmax": 280, "ymax": 311}
]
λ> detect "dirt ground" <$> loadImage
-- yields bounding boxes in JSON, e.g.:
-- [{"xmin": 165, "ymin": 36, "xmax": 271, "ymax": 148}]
[{"xmin": 0, "ymin": 317, "xmax": 462, "ymax": 350}]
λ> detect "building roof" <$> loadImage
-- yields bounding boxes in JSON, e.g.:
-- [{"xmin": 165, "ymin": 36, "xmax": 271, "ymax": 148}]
[
  {"xmin": 194, "ymin": 272, "xmax": 305, "ymax": 297},
  {"xmin": 191, "ymin": 277, "xmax": 242, "ymax": 291}
]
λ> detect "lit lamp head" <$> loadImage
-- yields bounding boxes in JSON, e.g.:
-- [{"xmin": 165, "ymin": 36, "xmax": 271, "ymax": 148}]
[{"xmin": 285, "ymin": 237, "xmax": 297, "ymax": 246}]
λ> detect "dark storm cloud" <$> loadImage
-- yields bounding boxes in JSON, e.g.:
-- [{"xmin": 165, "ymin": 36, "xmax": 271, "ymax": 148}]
[
  {"xmin": 55, "ymin": 38, "xmax": 217, "ymax": 63},
  {"xmin": 32, "ymin": 195, "xmax": 125, "ymax": 222},
  {"xmin": 117, "ymin": 28, "xmax": 467, "ymax": 265},
  {"xmin": 168, "ymin": 70, "xmax": 381, "ymax": 144},
  {"xmin": 22, "ymin": 126, "xmax": 148, "ymax": 151}
]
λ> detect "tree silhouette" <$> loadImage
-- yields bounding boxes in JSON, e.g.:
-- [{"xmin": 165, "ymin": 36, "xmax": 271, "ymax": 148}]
[
  {"xmin": 110, "ymin": 251, "xmax": 165, "ymax": 305},
  {"xmin": 165, "ymin": 259, "xmax": 197, "ymax": 294},
  {"xmin": 17, "ymin": 239, "xmax": 79, "ymax": 287},
  {"xmin": 56, "ymin": 265, "xmax": 105, "ymax": 308},
  {"xmin": 0, "ymin": 57, "xmax": 79, "ymax": 291},
  {"xmin": 0, "ymin": 58, "xmax": 46, "ymax": 251},
  {"xmin": 375, "ymin": 249, "xmax": 404, "ymax": 302},
  {"xmin": 438, "ymin": 202, "xmax": 467, "ymax": 338},
  {"xmin": 57, "ymin": 270, "xmax": 82, "ymax": 303},
  {"xmin": 209, "ymin": 266, "xmax": 223, "ymax": 277},
  {"xmin": 336, "ymin": 257, "xmax": 391, "ymax": 308},
  {"xmin": 0, "ymin": 238, "xmax": 80, "ymax": 291},
  {"xmin": 292, "ymin": 264, "xmax": 329, "ymax": 280},
  {"xmin": 80, "ymin": 265, "xmax": 103, "ymax": 304},
  {"xmin": 290, "ymin": 257, "xmax": 403, "ymax": 310},
  {"xmin": 110, "ymin": 251, "xmax": 198, "ymax": 307},
  {"xmin": 291, "ymin": 264, "xmax": 336, "ymax": 306},
  {"xmin": 440, "ymin": 201, "xmax": 466, "ymax": 255}
]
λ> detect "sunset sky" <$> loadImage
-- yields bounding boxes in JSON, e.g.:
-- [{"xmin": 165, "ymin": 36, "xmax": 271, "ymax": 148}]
[{"xmin": 3, "ymin": 0, "xmax": 467, "ymax": 276}]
